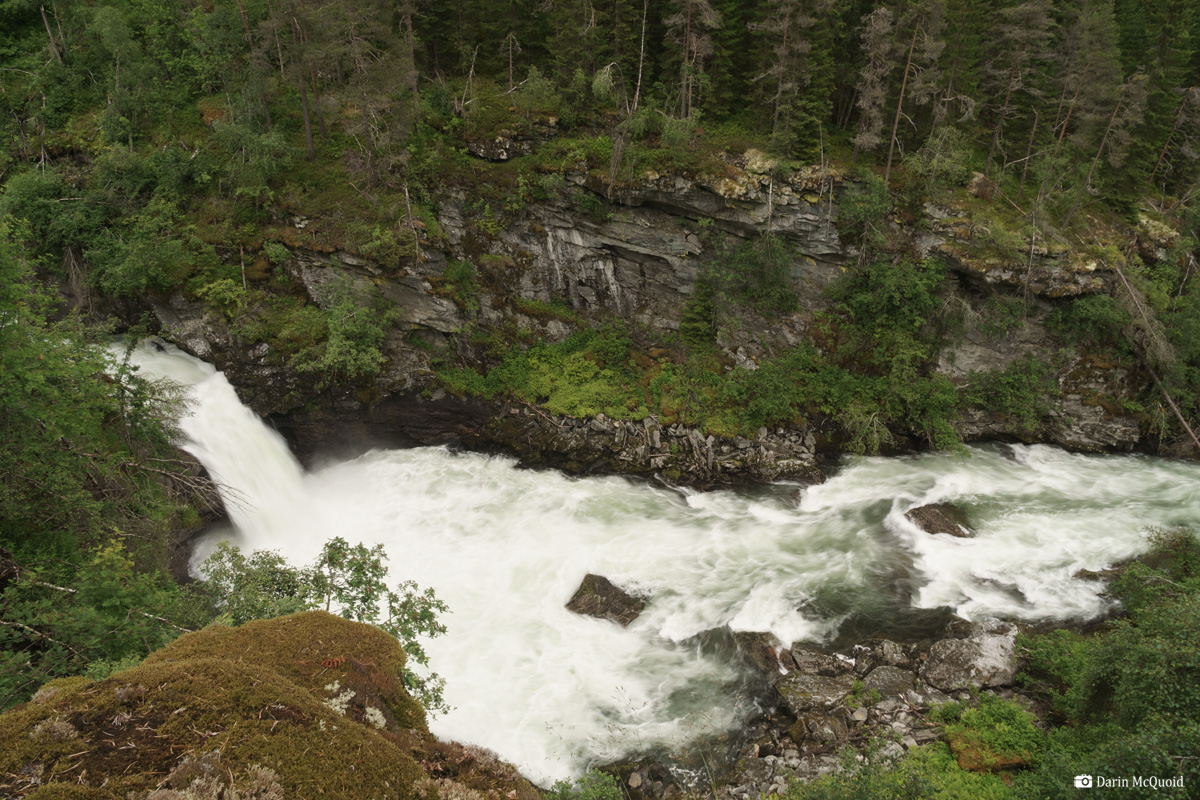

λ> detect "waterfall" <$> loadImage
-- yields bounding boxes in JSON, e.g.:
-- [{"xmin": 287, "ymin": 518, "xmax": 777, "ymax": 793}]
[{"xmin": 124, "ymin": 339, "xmax": 1200, "ymax": 786}]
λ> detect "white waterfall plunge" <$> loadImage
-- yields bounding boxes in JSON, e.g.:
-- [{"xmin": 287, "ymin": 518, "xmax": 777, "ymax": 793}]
[{"xmin": 123, "ymin": 340, "xmax": 1200, "ymax": 786}]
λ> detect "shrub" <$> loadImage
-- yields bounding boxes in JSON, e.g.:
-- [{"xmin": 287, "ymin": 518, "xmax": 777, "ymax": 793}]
[
  {"xmin": 705, "ymin": 233, "xmax": 799, "ymax": 315},
  {"xmin": 545, "ymin": 771, "xmax": 623, "ymax": 800},
  {"xmin": 441, "ymin": 260, "xmax": 480, "ymax": 313},
  {"xmin": 959, "ymin": 355, "xmax": 1055, "ymax": 436},
  {"xmin": 942, "ymin": 694, "xmax": 1044, "ymax": 772},
  {"xmin": 1047, "ymin": 294, "xmax": 1131, "ymax": 353}
]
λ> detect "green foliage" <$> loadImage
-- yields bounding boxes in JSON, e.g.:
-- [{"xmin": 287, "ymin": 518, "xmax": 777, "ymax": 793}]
[
  {"xmin": 1, "ymin": 541, "xmax": 211, "ymax": 710},
  {"xmin": 545, "ymin": 771, "xmax": 624, "ymax": 800},
  {"xmin": 290, "ymin": 277, "xmax": 398, "ymax": 389},
  {"xmin": 200, "ymin": 537, "xmax": 449, "ymax": 715},
  {"xmin": 960, "ymin": 355, "xmax": 1056, "ymax": 436},
  {"xmin": 85, "ymin": 195, "xmax": 204, "ymax": 294},
  {"xmin": 1014, "ymin": 528, "xmax": 1200, "ymax": 795},
  {"xmin": 838, "ymin": 172, "xmax": 890, "ymax": 253},
  {"xmin": 358, "ymin": 225, "xmax": 416, "ymax": 270},
  {"xmin": 1048, "ymin": 294, "xmax": 1133, "ymax": 353},
  {"xmin": 705, "ymin": 233, "xmax": 799, "ymax": 315},
  {"xmin": 572, "ymin": 189, "xmax": 612, "ymax": 223},
  {"xmin": 440, "ymin": 259, "xmax": 481, "ymax": 313},
  {"xmin": 905, "ymin": 127, "xmax": 976, "ymax": 199},
  {"xmin": 511, "ymin": 296, "xmax": 580, "ymax": 323},
  {"xmin": 679, "ymin": 282, "xmax": 717, "ymax": 347},
  {"xmin": 943, "ymin": 694, "xmax": 1044, "ymax": 770},
  {"xmin": 787, "ymin": 737, "xmax": 1014, "ymax": 800}
]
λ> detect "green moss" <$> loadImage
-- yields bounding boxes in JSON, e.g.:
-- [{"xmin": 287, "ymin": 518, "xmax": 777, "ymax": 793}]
[{"xmin": 0, "ymin": 612, "xmax": 426, "ymax": 799}]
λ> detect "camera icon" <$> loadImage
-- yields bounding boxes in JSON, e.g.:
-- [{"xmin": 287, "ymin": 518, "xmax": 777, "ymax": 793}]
[{"xmin": 1074, "ymin": 775, "xmax": 1094, "ymax": 788}]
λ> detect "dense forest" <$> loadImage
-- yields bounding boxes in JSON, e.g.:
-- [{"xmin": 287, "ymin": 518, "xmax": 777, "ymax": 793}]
[{"xmin": 2, "ymin": 1, "xmax": 1200, "ymax": 798}]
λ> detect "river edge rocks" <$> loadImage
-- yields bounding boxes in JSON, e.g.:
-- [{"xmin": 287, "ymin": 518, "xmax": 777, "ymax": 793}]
[
  {"xmin": 598, "ymin": 618, "xmax": 1036, "ymax": 800},
  {"xmin": 561, "ymin": 574, "xmax": 1039, "ymax": 798}
]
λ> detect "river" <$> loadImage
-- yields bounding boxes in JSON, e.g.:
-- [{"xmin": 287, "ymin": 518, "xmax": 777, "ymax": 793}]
[{"xmin": 122, "ymin": 339, "xmax": 1200, "ymax": 786}]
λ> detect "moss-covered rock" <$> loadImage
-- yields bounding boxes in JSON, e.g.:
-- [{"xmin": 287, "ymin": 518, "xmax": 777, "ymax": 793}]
[{"xmin": 0, "ymin": 612, "xmax": 534, "ymax": 800}]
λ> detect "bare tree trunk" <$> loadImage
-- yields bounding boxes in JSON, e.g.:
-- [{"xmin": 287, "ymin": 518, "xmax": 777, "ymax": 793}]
[
  {"xmin": 310, "ymin": 67, "xmax": 328, "ymax": 138},
  {"xmin": 682, "ymin": 0, "xmax": 694, "ymax": 118},
  {"xmin": 404, "ymin": 1, "xmax": 420, "ymax": 124},
  {"xmin": 771, "ymin": 7, "xmax": 792, "ymax": 143},
  {"xmin": 1016, "ymin": 109, "xmax": 1038, "ymax": 206},
  {"xmin": 1064, "ymin": 92, "xmax": 1123, "ymax": 227},
  {"xmin": 299, "ymin": 78, "xmax": 315, "ymax": 159},
  {"xmin": 884, "ymin": 18, "xmax": 922, "ymax": 187},
  {"xmin": 260, "ymin": 74, "xmax": 273, "ymax": 129},
  {"xmin": 364, "ymin": 126, "xmax": 379, "ymax": 187},
  {"xmin": 1056, "ymin": 68, "xmax": 1089, "ymax": 145},
  {"xmin": 985, "ymin": 50, "xmax": 1022, "ymax": 175},
  {"xmin": 1110, "ymin": 261, "xmax": 1200, "ymax": 452},
  {"xmin": 235, "ymin": 0, "xmax": 254, "ymax": 47},
  {"xmin": 1151, "ymin": 96, "xmax": 1187, "ymax": 182},
  {"xmin": 631, "ymin": 0, "xmax": 647, "ymax": 114},
  {"xmin": 404, "ymin": 183, "xmax": 422, "ymax": 262},
  {"xmin": 40, "ymin": 5, "xmax": 63, "ymax": 64}
]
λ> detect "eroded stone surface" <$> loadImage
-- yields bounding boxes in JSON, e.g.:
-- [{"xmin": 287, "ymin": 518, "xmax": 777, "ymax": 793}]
[
  {"xmin": 775, "ymin": 673, "xmax": 856, "ymax": 715},
  {"xmin": 921, "ymin": 621, "xmax": 1019, "ymax": 691},
  {"xmin": 565, "ymin": 574, "xmax": 646, "ymax": 627}
]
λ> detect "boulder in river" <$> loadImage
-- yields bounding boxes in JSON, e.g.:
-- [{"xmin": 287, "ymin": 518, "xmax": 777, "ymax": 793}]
[
  {"xmin": 565, "ymin": 574, "xmax": 646, "ymax": 627},
  {"xmin": 905, "ymin": 503, "xmax": 974, "ymax": 537}
]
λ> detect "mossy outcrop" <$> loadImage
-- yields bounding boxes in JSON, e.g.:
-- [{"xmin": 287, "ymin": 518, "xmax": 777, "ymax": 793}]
[{"xmin": 0, "ymin": 612, "xmax": 536, "ymax": 800}]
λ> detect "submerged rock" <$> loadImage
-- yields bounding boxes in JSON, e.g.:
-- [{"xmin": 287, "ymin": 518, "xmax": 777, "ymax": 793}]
[
  {"xmin": 565, "ymin": 574, "xmax": 647, "ymax": 627},
  {"xmin": 905, "ymin": 503, "xmax": 974, "ymax": 538}
]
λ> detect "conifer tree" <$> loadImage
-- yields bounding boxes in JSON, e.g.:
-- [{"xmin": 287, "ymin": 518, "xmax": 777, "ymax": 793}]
[
  {"xmin": 982, "ymin": 0, "xmax": 1054, "ymax": 175},
  {"xmin": 664, "ymin": 0, "xmax": 723, "ymax": 119},
  {"xmin": 751, "ymin": 0, "xmax": 838, "ymax": 159}
]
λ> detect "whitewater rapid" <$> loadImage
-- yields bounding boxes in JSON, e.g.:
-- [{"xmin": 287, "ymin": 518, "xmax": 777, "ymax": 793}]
[{"xmin": 122, "ymin": 340, "xmax": 1200, "ymax": 785}]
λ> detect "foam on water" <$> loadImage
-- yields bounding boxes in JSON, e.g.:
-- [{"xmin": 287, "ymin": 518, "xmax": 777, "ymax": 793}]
[{"xmin": 123, "ymin": 340, "xmax": 1200, "ymax": 785}]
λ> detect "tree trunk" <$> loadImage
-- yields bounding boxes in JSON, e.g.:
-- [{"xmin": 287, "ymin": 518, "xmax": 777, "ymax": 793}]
[
  {"xmin": 1064, "ymin": 90, "xmax": 1124, "ymax": 227},
  {"xmin": 40, "ymin": 5, "xmax": 63, "ymax": 64},
  {"xmin": 771, "ymin": 7, "xmax": 792, "ymax": 144},
  {"xmin": 405, "ymin": 2, "xmax": 420, "ymax": 124},
  {"xmin": 235, "ymin": 0, "xmax": 254, "ymax": 47},
  {"xmin": 299, "ymin": 79, "xmax": 315, "ymax": 159},
  {"xmin": 884, "ymin": 18, "xmax": 922, "ymax": 187},
  {"xmin": 1016, "ymin": 109, "xmax": 1038, "ymax": 206},
  {"xmin": 1056, "ymin": 68, "xmax": 1089, "ymax": 145},
  {"xmin": 310, "ymin": 67, "xmax": 328, "ymax": 138},
  {"xmin": 1151, "ymin": 96, "xmax": 1187, "ymax": 182},
  {"xmin": 985, "ymin": 49, "xmax": 1022, "ymax": 175},
  {"xmin": 632, "ymin": 0, "xmax": 647, "ymax": 114}
]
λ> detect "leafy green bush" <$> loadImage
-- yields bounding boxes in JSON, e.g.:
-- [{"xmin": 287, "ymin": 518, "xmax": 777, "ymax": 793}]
[
  {"xmin": 545, "ymin": 771, "xmax": 623, "ymax": 800},
  {"xmin": 837, "ymin": 171, "xmax": 890, "ymax": 252},
  {"xmin": 942, "ymin": 694, "xmax": 1044, "ymax": 771},
  {"xmin": 200, "ymin": 537, "xmax": 449, "ymax": 714},
  {"xmin": 440, "ymin": 259, "xmax": 480, "ymax": 313},
  {"xmin": 705, "ymin": 233, "xmax": 799, "ymax": 315},
  {"xmin": 1048, "ymin": 294, "xmax": 1132, "ymax": 353},
  {"xmin": 960, "ymin": 355, "xmax": 1055, "ymax": 436},
  {"xmin": 1014, "ymin": 528, "xmax": 1200, "ymax": 795},
  {"xmin": 291, "ymin": 277, "xmax": 398, "ymax": 388},
  {"xmin": 787, "ymin": 738, "xmax": 1013, "ymax": 800}
]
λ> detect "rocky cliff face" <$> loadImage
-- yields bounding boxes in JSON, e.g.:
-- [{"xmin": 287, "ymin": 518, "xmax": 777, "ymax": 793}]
[{"xmin": 149, "ymin": 157, "xmax": 1144, "ymax": 475}]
